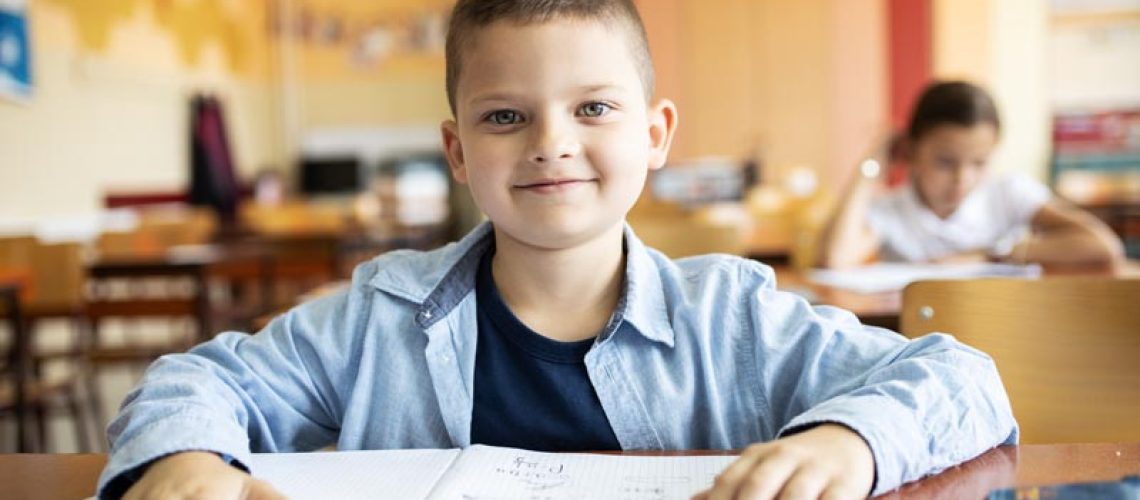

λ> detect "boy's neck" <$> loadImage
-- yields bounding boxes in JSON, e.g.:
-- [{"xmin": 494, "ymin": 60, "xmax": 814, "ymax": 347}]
[{"xmin": 489, "ymin": 223, "xmax": 626, "ymax": 343}]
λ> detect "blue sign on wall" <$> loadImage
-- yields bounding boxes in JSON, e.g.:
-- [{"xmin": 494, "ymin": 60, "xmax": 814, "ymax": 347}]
[{"xmin": 0, "ymin": 0, "xmax": 31, "ymax": 102}]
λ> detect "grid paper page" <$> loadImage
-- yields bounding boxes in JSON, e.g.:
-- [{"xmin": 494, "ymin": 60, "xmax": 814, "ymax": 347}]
[
  {"xmin": 250, "ymin": 448, "xmax": 461, "ymax": 499},
  {"xmin": 427, "ymin": 445, "xmax": 738, "ymax": 500}
]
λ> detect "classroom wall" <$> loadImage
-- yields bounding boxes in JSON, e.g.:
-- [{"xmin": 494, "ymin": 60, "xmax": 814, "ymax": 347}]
[
  {"xmin": 639, "ymin": 0, "xmax": 887, "ymax": 192},
  {"xmin": 932, "ymin": 0, "xmax": 1051, "ymax": 180},
  {"xmin": 0, "ymin": 0, "xmax": 283, "ymax": 218},
  {"xmin": 1, "ymin": 0, "xmax": 1058, "ymax": 220},
  {"xmin": 1049, "ymin": 8, "xmax": 1140, "ymax": 110},
  {"xmin": 643, "ymin": 0, "xmax": 1050, "ymax": 189},
  {"xmin": 281, "ymin": 0, "xmax": 451, "ymax": 130}
]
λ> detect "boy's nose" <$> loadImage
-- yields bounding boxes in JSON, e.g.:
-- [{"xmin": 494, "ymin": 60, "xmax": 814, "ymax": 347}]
[{"xmin": 528, "ymin": 119, "xmax": 581, "ymax": 163}]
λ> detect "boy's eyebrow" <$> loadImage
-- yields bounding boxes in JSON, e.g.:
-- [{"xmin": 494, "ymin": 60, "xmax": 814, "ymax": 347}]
[
  {"xmin": 574, "ymin": 83, "xmax": 628, "ymax": 94},
  {"xmin": 466, "ymin": 84, "xmax": 632, "ymax": 106},
  {"xmin": 467, "ymin": 92, "xmax": 519, "ymax": 105}
]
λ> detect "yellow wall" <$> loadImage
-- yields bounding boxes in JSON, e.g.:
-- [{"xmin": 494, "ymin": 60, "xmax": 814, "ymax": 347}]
[
  {"xmin": 0, "ymin": 0, "xmax": 283, "ymax": 218},
  {"xmin": 282, "ymin": 0, "xmax": 451, "ymax": 129},
  {"xmin": 933, "ymin": 0, "xmax": 1051, "ymax": 180},
  {"xmin": 933, "ymin": 0, "xmax": 993, "ymax": 83},
  {"xmin": 640, "ymin": 0, "xmax": 886, "ymax": 190},
  {"xmin": 1, "ymin": 0, "xmax": 1052, "ymax": 218}
]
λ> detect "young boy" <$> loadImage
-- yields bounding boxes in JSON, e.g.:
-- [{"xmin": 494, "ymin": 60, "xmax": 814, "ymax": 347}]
[{"xmin": 99, "ymin": 1, "xmax": 1018, "ymax": 499}]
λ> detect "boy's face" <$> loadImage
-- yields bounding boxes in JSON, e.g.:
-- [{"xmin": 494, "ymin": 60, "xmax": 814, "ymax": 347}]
[
  {"xmin": 909, "ymin": 123, "xmax": 998, "ymax": 219},
  {"xmin": 441, "ymin": 19, "xmax": 676, "ymax": 250}
]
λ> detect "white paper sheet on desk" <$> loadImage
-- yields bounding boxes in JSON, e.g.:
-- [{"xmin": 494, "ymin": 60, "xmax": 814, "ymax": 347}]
[
  {"xmin": 250, "ymin": 449, "xmax": 460, "ymax": 499},
  {"xmin": 809, "ymin": 262, "xmax": 1043, "ymax": 294},
  {"xmin": 427, "ymin": 446, "xmax": 736, "ymax": 500},
  {"xmin": 244, "ymin": 446, "xmax": 737, "ymax": 500}
]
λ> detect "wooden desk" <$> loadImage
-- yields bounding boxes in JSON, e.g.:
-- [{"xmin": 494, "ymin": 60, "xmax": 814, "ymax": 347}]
[
  {"xmin": 0, "ymin": 279, "xmax": 34, "ymax": 452},
  {"xmin": 2, "ymin": 443, "xmax": 1137, "ymax": 500},
  {"xmin": 771, "ymin": 261, "xmax": 1140, "ymax": 331},
  {"xmin": 772, "ymin": 266, "xmax": 900, "ymax": 329},
  {"xmin": 87, "ymin": 245, "xmax": 273, "ymax": 344}
]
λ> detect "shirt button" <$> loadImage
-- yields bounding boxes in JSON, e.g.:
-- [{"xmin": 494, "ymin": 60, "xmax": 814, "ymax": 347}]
[
  {"xmin": 440, "ymin": 354, "xmax": 451, "ymax": 363},
  {"xmin": 421, "ymin": 310, "xmax": 433, "ymax": 320}
]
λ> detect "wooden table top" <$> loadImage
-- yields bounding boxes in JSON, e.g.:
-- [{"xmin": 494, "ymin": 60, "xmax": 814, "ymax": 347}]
[
  {"xmin": 3, "ymin": 443, "xmax": 1137, "ymax": 500},
  {"xmin": 0, "ymin": 267, "xmax": 32, "ymax": 302},
  {"xmin": 771, "ymin": 261, "xmax": 1140, "ymax": 331}
]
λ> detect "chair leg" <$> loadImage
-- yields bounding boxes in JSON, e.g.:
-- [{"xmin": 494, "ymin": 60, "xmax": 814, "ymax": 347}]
[
  {"xmin": 84, "ymin": 367, "xmax": 108, "ymax": 450},
  {"xmin": 15, "ymin": 405, "xmax": 34, "ymax": 453},
  {"xmin": 79, "ymin": 316, "xmax": 109, "ymax": 449},
  {"xmin": 65, "ymin": 387, "xmax": 92, "ymax": 452},
  {"xmin": 34, "ymin": 404, "xmax": 47, "ymax": 452}
]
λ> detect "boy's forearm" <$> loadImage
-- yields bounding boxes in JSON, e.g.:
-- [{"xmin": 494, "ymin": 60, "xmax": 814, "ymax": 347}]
[
  {"xmin": 776, "ymin": 332, "xmax": 1018, "ymax": 494},
  {"xmin": 98, "ymin": 405, "xmax": 253, "ymax": 499},
  {"xmin": 99, "ymin": 331, "xmax": 329, "ymax": 497}
]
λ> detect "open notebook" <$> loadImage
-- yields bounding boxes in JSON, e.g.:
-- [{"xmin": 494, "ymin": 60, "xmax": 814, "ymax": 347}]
[
  {"xmin": 809, "ymin": 262, "xmax": 1043, "ymax": 294},
  {"xmin": 247, "ymin": 445, "xmax": 738, "ymax": 499}
]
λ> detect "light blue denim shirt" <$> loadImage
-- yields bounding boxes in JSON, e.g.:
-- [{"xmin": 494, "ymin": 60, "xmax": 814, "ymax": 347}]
[{"xmin": 98, "ymin": 222, "xmax": 1018, "ymax": 497}]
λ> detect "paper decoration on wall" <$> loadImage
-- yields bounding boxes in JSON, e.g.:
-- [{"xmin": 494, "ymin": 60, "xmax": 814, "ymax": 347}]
[
  {"xmin": 0, "ymin": 0, "xmax": 31, "ymax": 102},
  {"xmin": 271, "ymin": 1, "xmax": 447, "ymax": 69}
]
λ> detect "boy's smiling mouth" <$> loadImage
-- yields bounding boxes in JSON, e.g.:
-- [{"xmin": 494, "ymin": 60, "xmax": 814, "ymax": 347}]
[{"xmin": 513, "ymin": 177, "xmax": 597, "ymax": 193}]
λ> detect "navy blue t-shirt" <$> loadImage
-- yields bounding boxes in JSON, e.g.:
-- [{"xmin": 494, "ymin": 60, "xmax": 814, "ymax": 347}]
[{"xmin": 470, "ymin": 249, "xmax": 621, "ymax": 451}]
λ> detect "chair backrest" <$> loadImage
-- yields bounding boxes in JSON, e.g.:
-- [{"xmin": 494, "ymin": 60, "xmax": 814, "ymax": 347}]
[
  {"xmin": 0, "ymin": 236, "xmax": 84, "ymax": 312},
  {"xmin": 900, "ymin": 277, "xmax": 1140, "ymax": 444},
  {"xmin": 627, "ymin": 202, "xmax": 750, "ymax": 259},
  {"xmin": 97, "ymin": 207, "xmax": 217, "ymax": 256}
]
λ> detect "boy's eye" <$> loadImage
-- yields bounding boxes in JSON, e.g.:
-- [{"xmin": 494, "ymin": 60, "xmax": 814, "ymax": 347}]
[
  {"xmin": 486, "ymin": 110, "xmax": 522, "ymax": 125},
  {"xmin": 578, "ymin": 102, "xmax": 612, "ymax": 118}
]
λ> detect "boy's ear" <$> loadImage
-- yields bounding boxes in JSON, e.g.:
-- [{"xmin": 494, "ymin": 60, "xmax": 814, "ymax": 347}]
[
  {"xmin": 441, "ymin": 120, "xmax": 468, "ymax": 184},
  {"xmin": 647, "ymin": 99, "xmax": 678, "ymax": 171}
]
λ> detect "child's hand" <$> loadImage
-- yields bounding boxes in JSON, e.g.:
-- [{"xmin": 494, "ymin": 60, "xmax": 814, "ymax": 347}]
[
  {"xmin": 693, "ymin": 424, "xmax": 874, "ymax": 500},
  {"xmin": 124, "ymin": 451, "xmax": 285, "ymax": 500}
]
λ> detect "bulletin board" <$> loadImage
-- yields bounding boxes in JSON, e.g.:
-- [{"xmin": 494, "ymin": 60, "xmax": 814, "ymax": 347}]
[{"xmin": 0, "ymin": 0, "xmax": 31, "ymax": 102}]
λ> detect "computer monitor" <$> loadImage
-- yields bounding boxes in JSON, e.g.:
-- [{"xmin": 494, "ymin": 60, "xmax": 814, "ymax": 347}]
[{"xmin": 298, "ymin": 156, "xmax": 363, "ymax": 196}]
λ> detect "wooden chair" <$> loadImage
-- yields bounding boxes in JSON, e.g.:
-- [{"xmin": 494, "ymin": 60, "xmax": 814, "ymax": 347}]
[
  {"xmin": 900, "ymin": 277, "xmax": 1140, "ymax": 444},
  {"xmin": 628, "ymin": 201, "xmax": 751, "ymax": 259},
  {"xmin": 0, "ymin": 240, "xmax": 94, "ymax": 453}
]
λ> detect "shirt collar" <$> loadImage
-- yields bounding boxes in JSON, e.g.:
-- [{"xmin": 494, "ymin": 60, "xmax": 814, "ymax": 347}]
[
  {"xmin": 368, "ymin": 221, "xmax": 675, "ymax": 347},
  {"xmin": 615, "ymin": 224, "xmax": 675, "ymax": 347}
]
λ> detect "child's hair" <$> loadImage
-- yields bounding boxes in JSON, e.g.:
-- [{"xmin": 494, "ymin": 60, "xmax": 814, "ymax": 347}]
[
  {"xmin": 444, "ymin": 0, "xmax": 654, "ymax": 116},
  {"xmin": 906, "ymin": 81, "xmax": 1001, "ymax": 141}
]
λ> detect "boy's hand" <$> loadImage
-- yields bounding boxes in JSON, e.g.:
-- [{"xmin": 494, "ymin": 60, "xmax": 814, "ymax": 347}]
[
  {"xmin": 694, "ymin": 424, "xmax": 874, "ymax": 500},
  {"xmin": 124, "ymin": 451, "xmax": 285, "ymax": 500}
]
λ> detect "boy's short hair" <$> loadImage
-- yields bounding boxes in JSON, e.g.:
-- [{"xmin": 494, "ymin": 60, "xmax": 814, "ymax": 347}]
[{"xmin": 445, "ymin": 0, "xmax": 655, "ymax": 116}]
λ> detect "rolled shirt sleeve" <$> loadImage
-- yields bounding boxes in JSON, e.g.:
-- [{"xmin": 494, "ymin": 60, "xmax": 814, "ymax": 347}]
[
  {"xmin": 752, "ymin": 288, "xmax": 1019, "ymax": 495},
  {"xmin": 96, "ymin": 291, "xmax": 355, "ymax": 498}
]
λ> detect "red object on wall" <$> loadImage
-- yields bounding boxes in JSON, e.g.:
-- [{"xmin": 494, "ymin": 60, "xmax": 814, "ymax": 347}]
[
  {"xmin": 887, "ymin": 0, "xmax": 932, "ymax": 130},
  {"xmin": 886, "ymin": 0, "xmax": 932, "ymax": 186}
]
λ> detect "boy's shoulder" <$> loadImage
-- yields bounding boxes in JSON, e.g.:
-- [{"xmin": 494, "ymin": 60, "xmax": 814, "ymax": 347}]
[
  {"xmin": 640, "ymin": 245, "xmax": 778, "ymax": 298},
  {"xmin": 343, "ymin": 224, "xmax": 779, "ymax": 307}
]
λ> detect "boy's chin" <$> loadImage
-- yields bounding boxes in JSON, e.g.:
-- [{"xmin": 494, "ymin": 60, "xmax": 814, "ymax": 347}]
[{"xmin": 497, "ymin": 219, "xmax": 624, "ymax": 251}]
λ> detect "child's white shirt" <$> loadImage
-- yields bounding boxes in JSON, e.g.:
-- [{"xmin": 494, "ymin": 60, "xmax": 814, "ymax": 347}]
[{"xmin": 867, "ymin": 172, "xmax": 1052, "ymax": 262}]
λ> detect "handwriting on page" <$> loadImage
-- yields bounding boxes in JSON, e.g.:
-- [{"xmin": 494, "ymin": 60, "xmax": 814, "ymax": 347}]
[
  {"xmin": 444, "ymin": 447, "xmax": 735, "ymax": 500},
  {"xmin": 494, "ymin": 456, "xmax": 570, "ymax": 491}
]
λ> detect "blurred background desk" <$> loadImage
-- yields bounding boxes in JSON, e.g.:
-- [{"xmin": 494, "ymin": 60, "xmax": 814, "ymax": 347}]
[
  {"xmin": 772, "ymin": 265, "xmax": 900, "ymax": 329},
  {"xmin": 2, "ymin": 443, "xmax": 1137, "ymax": 500},
  {"xmin": 771, "ymin": 260, "xmax": 1140, "ymax": 331}
]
